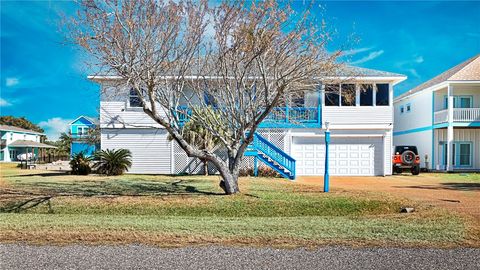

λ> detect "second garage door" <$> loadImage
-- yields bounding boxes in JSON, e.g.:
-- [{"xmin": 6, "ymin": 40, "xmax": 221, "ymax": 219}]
[{"xmin": 292, "ymin": 137, "xmax": 377, "ymax": 176}]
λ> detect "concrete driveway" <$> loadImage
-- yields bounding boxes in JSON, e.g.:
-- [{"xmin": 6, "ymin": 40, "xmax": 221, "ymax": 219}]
[{"xmin": 297, "ymin": 173, "xmax": 480, "ymax": 220}]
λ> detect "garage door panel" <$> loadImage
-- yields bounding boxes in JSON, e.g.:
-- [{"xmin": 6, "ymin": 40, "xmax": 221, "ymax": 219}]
[{"xmin": 292, "ymin": 137, "xmax": 377, "ymax": 176}]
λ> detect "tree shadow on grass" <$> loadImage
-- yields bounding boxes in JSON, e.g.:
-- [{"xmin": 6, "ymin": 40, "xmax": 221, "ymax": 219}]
[
  {"xmin": 394, "ymin": 182, "xmax": 480, "ymax": 192},
  {"xmin": 0, "ymin": 179, "xmax": 224, "ymax": 213}
]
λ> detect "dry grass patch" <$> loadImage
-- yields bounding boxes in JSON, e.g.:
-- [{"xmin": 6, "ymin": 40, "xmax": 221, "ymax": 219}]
[{"xmin": 0, "ymin": 163, "xmax": 475, "ymax": 247}]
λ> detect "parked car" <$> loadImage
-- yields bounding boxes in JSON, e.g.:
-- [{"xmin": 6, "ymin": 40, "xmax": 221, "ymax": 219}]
[
  {"xmin": 392, "ymin": 146, "xmax": 420, "ymax": 175},
  {"xmin": 17, "ymin": 153, "xmax": 36, "ymax": 161}
]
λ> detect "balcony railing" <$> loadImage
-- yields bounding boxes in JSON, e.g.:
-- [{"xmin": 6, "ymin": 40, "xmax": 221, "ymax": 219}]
[
  {"xmin": 434, "ymin": 108, "xmax": 480, "ymax": 124},
  {"xmin": 177, "ymin": 106, "xmax": 321, "ymax": 127}
]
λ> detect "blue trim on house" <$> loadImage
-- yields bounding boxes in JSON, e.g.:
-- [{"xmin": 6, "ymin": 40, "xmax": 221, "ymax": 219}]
[
  {"xmin": 393, "ymin": 125, "xmax": 431, "ymax": 136},
  {"xmin": 431, "ymin": 92, "xmax": 435, "ymax": 168}
]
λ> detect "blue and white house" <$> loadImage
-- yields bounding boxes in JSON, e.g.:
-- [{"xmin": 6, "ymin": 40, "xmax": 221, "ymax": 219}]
[
  {"xmin": 0, "ymin": 124, "xmax": 55, "ymax": 162},
  {"xmin": 90, "ymin": 66, "xmax": 406, "ymax": 178},
  {"xmin": 70, "ymin": 116, "xmax": 99, "ymax": 157},
  {"xmin": 394, "ymin": 54, "xmax": 480, "ymax": 171}
]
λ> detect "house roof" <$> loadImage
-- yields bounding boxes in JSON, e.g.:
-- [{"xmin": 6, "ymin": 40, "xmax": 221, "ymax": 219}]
[
  {"xmin": 88, "ymin": 65, "xmax": 406, "ymax": 84},
  {"xmin": 70, "ymin": 116, "xmax": 99, "ymax": 125},
  {"xmin": 0, "ymin": 124, "xmax": 44, "ymax": 135},
  {"xmin": 9, "ymin": 140, "xmax": 57, "ymax": 148},
  {"xmin": 336, "ymin": 65, "xmax": 406, "ymax": 78},
  {"xmin": 395, "ymin": 54, "xmax": 480, "ymax": 101}
]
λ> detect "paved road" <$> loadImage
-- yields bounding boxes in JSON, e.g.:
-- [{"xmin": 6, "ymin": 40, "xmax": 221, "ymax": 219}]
[{"xmin": 1, "ymin": 244, "xmax": 479, "ymax": 270}]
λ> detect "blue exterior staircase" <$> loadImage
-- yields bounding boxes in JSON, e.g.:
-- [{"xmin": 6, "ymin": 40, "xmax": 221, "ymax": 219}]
[{"xmin": 245, "ymin": 133, "xmax": 296, "ymax": 180}]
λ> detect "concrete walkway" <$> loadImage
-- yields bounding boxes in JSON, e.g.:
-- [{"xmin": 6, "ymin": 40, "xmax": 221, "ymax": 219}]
[{"xmin": 1, "ymin": 244, "xmax": 479, "ymax": 270}]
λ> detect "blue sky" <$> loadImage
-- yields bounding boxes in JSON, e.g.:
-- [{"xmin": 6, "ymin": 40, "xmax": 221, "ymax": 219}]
[{"xmin": 1, "ymin": 1, "xmax": 479, "ymax": 140}]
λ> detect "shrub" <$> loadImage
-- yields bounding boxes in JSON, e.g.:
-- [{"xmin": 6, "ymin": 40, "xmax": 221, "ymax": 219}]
[
  {"xmin": 69, "ymin": 152, "xmax": 92, "ymax": 175},
  {"xmin": 93, "ymin": 149, "xmax": 132, "ymax": 176},
  {"xmin": 239, "ymin": 166, "xmax": 281, "ymax": 178}
]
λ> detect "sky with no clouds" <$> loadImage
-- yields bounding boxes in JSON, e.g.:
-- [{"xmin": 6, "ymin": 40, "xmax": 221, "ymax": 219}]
[{"xmin": 1, "ymin": 1, "xmax": 479, "ymax": 140}]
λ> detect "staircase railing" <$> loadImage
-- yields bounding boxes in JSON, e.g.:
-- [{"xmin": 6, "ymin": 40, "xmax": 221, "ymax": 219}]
[{"xmin": 250, "ymin": 133, "xmax": 296, "ymax": 179}]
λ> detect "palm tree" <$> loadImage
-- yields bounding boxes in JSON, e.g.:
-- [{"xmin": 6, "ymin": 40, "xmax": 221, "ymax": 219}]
[
  {"xmin": 70, "ymin": 152, "xmax": 92, "ymax": 175},
  {"xmin": 93, "ymin": 149, "xmax": 132, "ymax": 176},
  {"xmin": 170, "ymin": 107, "xmax": 225, "ymax": 175}
]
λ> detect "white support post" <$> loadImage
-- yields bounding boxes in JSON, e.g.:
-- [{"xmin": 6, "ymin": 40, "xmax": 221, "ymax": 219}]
[
  {"xmin": 355, "ymin": 84, "xmax": 360, "ymax": 106},
  {"xmin": 446, "ymin": 83, "xmax": 454, "ymax": 172}
]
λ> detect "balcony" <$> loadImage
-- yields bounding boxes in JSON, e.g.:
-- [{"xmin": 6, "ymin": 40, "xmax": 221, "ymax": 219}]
[
  {"xmin": 434, "ymin": 108, "xmax": 480, "ymax": 124},
  {"xmin": 178, "ymin": 106, "xmax": 321, "ymax": 128}
]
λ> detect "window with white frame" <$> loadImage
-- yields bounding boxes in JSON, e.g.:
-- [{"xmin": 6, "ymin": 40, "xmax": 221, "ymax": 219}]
[
  {"xmin": 341, "ymin": 84, "xmax": 356, "ymax": 106},
  {"xmin": 375, "ymin": 84, "xmax": 389, "ymax": 106},
  {"xmin": 325, "ymin": 84, "xmax": 340, "ymax": 106},
  {"xmin": 78, "ymin": 126, "xmax": 89, "ymax": 136},
  {"xmin": 400, "ymin": 105, "xmax": 404, "ymax": 114},
  {"xmin": 359, "ymin": 84, "xmax": 373, "ymax": 106},
  {"xmin": 406, "ymin": 103, "xmax": 411, "ymax": 112},
  {"xmin": 129, "ymin": 88, "xmax": 143, "ymax": 107}
]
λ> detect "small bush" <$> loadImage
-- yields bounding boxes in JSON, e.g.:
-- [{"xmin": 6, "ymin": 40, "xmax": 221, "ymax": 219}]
[
  {"xmin": 69, "ymin": 152, "xmax": 92, "ymax": 175},
  {"xmin": 239, "ymin": 166, "xmax": 281, "ymax": 178},
  {"xmin": 93, "ymin": 149, "xmax": 132, "ymax": 176}
]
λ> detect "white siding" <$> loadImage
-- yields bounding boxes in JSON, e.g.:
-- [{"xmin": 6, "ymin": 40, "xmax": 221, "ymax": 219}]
[
  {"xmin": 434, "ymin": 128, "xmax": 480, "ymax": 170},
  {"xmin": 323, "ymin": 106, "xmax": 392, "ymax": 125},
  {"xmin": 393, "ymin": 129, "xmax": 433, "ymax": 169},
  {"xmin": 101, "ymin": 128, "xmax": 172, "ymax": 174},
  {"xmin": 394, "ymin": 89, "xmax": 433, "ymax": 133},
  {"xmin": 100, "ymin": 101, "xmax": 164, "ymax": 128}
]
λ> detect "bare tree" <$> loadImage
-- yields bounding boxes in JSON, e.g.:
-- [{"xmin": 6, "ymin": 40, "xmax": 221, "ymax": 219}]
[{"xmin": 68, "ymin": 0, "xmax": 344, "ymax": 194}]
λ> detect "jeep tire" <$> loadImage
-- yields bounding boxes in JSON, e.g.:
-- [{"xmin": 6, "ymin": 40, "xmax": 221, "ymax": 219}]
[{"xmin": 411, "ymin": 165, "xmax": 420, "ymax": 175}]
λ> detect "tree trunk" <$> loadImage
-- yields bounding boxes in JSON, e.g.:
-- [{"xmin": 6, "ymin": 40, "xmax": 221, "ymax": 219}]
[
  {"xmin": 219, "ymin": 170, "xmax": 240, "ymax": 194},
  {"xmin": 203, "ymin": 159, "xmax": 208, "ymax": 176}
]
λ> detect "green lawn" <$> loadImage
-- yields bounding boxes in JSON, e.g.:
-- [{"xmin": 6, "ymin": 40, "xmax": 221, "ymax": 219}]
[{"xmin": 0, "ymin": 163, "xmax": 472, "ymax": 247}]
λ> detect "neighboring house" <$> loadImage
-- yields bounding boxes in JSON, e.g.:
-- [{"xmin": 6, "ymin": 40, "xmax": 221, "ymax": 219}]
[
  {"xmin": 70, "ymin": 116, "xmax": 99, "ymax": 157},
  {"xmin": 0, "ymin": 124, "xmax": 55, "ymax": 162},
  {"xmin": 394, "ymin": 54, "xmax": 480, "ymax": 171},
  {"xmin": 90, "ymin": 66, "xmax": 406, "ymax": 177}
]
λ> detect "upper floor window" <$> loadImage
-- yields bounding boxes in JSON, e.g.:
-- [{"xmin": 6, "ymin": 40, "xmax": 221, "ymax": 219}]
[
  {"xmin": 78, "ymin": 126, "xmax": 89, "ymax": 135},
  {"xmin": 325, "ymin": 84, "xmax": 340, "ymax": 106},
  {"xmin": 444, "ymin": 96, "xmax": 472, "ymax": 109},
  {"xmin": 129, "ymin": 88, "xmax": 143, "ymax": 107},
  {"xmin": 359, "ymin": 84, "xmax": 373, "ymax": 106},
  {"xmin": 376, "ymin": 84, "xmax": 389, "ymax": 106},
  {"xmin": 341, "ymin": 84, "xmax": 356, "ymax": 106},
  {"xmin": 406, "ymin": 103, "xmax": 411, "ymax": 112},
  {"xmin": 400, "ymin": 106, "xmax": 404, "ymax": 114}
]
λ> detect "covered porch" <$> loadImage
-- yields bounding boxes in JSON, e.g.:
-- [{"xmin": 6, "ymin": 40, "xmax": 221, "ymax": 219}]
[
  {"xmin": 432, "ymin": 81, "xmax": 480, "ymax": 171},
  {"xmin": 2, "ymin": 140, "xmax": 57, "ymax": 168},
  {"xmin": 433, "ymin": 127, "xmax": 480, "ymax": 171}
]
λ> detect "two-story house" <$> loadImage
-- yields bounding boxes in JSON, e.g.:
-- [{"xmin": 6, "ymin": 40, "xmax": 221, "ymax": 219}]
[
  {"xmin": 394, "ymin": 54, "xmax": 480, "ymax": 171},
  {"xmin": 0, "ymin": 124, "xmax": 55, "ymax": 162},
  {"xmin": 90, "ymin": 66, "xmax": 406, "ymax": 178},
  {"xmin": 70, "ymin": 116, "xmax": 99, "ymax": 157}
]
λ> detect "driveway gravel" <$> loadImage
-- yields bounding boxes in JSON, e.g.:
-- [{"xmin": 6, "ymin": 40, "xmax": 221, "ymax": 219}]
[{"xmin": 1, "ymin": 244, "xmax": 479, "ymax": 270}]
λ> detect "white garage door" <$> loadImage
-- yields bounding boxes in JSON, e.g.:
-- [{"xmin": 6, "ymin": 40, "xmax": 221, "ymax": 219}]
[
  {"xmin": 101, "ymin": 128, "xmax": 172, "ymax": 174},
  {"xmin": 292, "ymin": 137, "xmax": 376, "ymax": 176}
]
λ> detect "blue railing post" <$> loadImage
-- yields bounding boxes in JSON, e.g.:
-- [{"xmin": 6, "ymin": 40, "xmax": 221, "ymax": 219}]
[
  {"xmin": 324, "ymin": 122, "xmax": 330, "ymax": 192},
  {"xmin": 254, "ymin": 156, "xmax": 258, "ymax": 177},
  {"xmin": 285, "ymin": 106, "xmax": 289, "ymax": 123}
]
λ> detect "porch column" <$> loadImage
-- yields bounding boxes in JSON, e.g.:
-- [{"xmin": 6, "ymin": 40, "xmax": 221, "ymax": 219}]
[{"xmin": 446, "ymin": 83, "xmax": 454, "ymax": 171}]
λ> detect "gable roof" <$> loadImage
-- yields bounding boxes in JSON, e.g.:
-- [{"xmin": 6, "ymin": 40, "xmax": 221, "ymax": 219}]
[
  {"xmin": 395, "ymin": 54, "xmax": 480, "ymax": 101},
  {"xmin": 0, "ymin": 124, "xmax": 44, "ymax": 135},
  {"xmin": 70, "ymin": 116, "xmax": 98, "ymax": 126}
]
